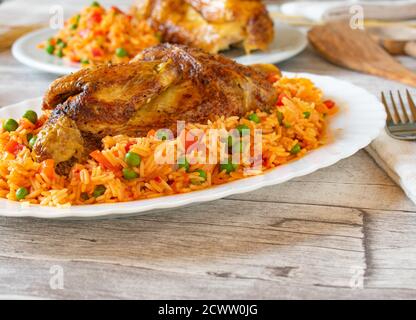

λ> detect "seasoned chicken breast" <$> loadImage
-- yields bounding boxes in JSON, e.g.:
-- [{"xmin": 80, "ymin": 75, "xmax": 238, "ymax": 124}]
[
  {"xmin": 133, "ymin": 0, "xmax": 274, "ymax": 54},
  {"xmin": 34, "ymin": 44, "xmax": 279, "ymax": 173}
]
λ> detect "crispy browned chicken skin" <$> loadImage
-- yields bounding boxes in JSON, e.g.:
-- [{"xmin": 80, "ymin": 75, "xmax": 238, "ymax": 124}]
[
  {"xmin": 133, "ymin": 0, "xmax": 274, "ymax": 54},
  {"xmin": 34, "ymin": 44, "xmax": 279, "ymax": 173}
]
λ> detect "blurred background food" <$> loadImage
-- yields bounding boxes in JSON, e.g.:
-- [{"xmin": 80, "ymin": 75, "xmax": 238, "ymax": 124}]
[
  {"xmin": 132, "ymin": 0, "xmax": 274, "ymax": 54},
  {"xmin": 38, "ymin": 2, "xmax": 160, "ymax": 66},
  {"xmin": 18, "ymin": 0, "xmax": 277, "ymax": 66}
]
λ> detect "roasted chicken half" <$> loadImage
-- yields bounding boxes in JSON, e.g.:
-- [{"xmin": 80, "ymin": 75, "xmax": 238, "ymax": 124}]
[
  {"xmin": 133, "ymin": 0, "xmax": 274, "ymax": 54},
  {"xmin": 34, "ymin": 44, "xmax": 279, "ymax": 173}
]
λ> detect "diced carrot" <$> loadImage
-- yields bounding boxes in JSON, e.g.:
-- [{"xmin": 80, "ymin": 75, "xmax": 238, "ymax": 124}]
[
  {"xmin": 70, "ymin": 56, "xmax": 81, "ymax": 63},
  {"xmin": 90, "ymin": 12, "xmax": 102, "ymax": 24},
  {"xmin": 91, "ymin": 47, "xmax": 103, "ymax": 57},
  {"xmin": 20, "ymin": 118, "xmax": 35, "ymax": 130},
  {"xmin": 94, "ymin": 30, "xmax": 105, "ymax": 36},
  {"xmin": 5, "ymin": 140, "xmax": 24, "ymax": 155},
  {"xmin": 276, "ymin": 93, "xmax": 288, "ymax": 107},
  {"xmin": 89, "ymin": 150, "xmax": 122, "ymax": 177},
  {"xmin": 125, "ymin": 142, "xmax": 134, "ymax": 152},
  {"xmin": 324, "ymin": 100, "xmax": 335, "ymax": 109},
  {"xmin": 5, "ymin": 140, "xmax": 18, "ymax": 154},
  {"xmin": 35, "ymin": 115, "xmax": 47, "ymax": 129},
  {"xmin": 41, "ymin": 159, "xmax": 55, "ymax": 180},
  {"xmin": 90, "ymin": 150, "xmax": 115, "ymax": 170}
]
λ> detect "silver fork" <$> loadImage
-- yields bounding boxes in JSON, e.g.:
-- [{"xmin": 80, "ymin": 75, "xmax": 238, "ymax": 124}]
[{"xmin": 381, "ymin": 90, "xmax": 416, "ymax": 141}]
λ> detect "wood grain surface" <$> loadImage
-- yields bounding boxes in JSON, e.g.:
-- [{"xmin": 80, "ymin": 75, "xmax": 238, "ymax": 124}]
[
  {"xmin": 308, "ymin": 20, "xmax": 416, "ymax": 87},
  {"xmin": 0, "ymin": 0, "xmax": 416, "ymax": 300}
]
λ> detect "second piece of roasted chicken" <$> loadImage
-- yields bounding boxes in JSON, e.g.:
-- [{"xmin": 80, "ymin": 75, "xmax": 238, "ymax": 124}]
[
  {"xmin": 133, "ymin": 0, "xmax": 275, "ymax": 54},
  {"xmin": 34, "ymin": 44, "xmax": 279, "ymax": 172}
]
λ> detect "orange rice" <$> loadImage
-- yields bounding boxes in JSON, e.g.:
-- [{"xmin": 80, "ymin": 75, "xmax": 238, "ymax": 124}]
[
  {"xmin": 0, "ymin": 76, "xmax": 337, "ymax": 207},
  {"xmin": 39, "ymin": 2, "xmax": 160, "ymax": 66}
]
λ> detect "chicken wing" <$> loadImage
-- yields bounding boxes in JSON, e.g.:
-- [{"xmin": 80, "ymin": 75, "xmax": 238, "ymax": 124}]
[
  {"xmin": 133, "ymin": 0, "xmax": 274, "ymax": 54},
  {"xmin": 34, "ymin": 44, "xmax": 279, "ymax": 173}
]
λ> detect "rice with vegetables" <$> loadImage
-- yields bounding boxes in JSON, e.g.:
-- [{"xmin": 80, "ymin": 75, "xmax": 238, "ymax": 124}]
[
  {"xmin": 39, "ymin": 1, "xmax": 160, "ymax": 66},
  {"xmin": 0, "ymin": 76, "xmax": 337, "ymax": 207}
]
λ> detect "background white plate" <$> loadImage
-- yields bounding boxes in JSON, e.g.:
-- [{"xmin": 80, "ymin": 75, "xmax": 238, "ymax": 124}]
[
  {"xmin": 11, "ymin": 21, "xmax": 307, "ymax": 75},
  {"xmin": 0, "ymin": 72, "xmax": 386, "ymax": 219}
]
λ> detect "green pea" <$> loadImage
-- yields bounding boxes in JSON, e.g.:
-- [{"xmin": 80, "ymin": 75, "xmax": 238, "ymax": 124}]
[
  {"xmin": 56, "ymin": 39, "xmax": 66, "ymax": 48},
  {"xmin": 247, "ymin": 113, "xmax": 260, "ymax": 124},
  {"xmin": 191, "ymin": 169, "xmax": 207, "ymax": 185},
  {"xmin": 80, "ymin": 58, "xmax": 89, "ymax": 65},
  {"xmin": 195, "ymin": 169, "xmax": 207, "ymax": 181},
  {"xmin": 124, "ymin": 152, "xmax": 141, "ymax": 167},
  {"xmin": 22, "ymin": 110, "xmax": 38, "ymax": 124},
  {"xmin": 91, "ymin": 1, "xmax": 100, "ymax": 7},
  {"xmin": 28, "ymin": 135, "xmax": 37, "ymax": 149},
  {"xmin": 236, "ymin": 124, "xmax": 249, "ymax": 135},
  {"xmin": 290, "ymin": 143, "xmax": 301, "ymax": 155},
  {"xmin": 3, "ymin": 118, "xmax": 18, "ymax": 132},
  {"xmin": 115, "ymin": 47, "xmax": 128, "ymax": 58},
  {"xmin": 220, "ymin": 161, "xmax": 238, "ymax": 174},
  {"xmin": 178, "ymin": 158, "xmax": 190, "ymax": 172},
  {"xmin": 70, "ymin": 23, "xmax": 78, "ymax": 30},
  {"xmin": 16, "ymin": 187, "xmax": 29, "ymax": 200},
  {"xmin": 75, "ymin": 14, "xmax": 81, "ymax": 23},
  {"xmin": 56, "ymin": 49, "xmax": 64, "ymax": 58},
  {"xmin": 80, "ymin": 192, "xmax": 89, "ymax": 201},
  {"xmin": 284, "ymin": 122, "xmax": 291, "ymax": 129},
  {"xmin": 303, "ymin": 111, "xmax": 311, "ymax": 119},
  {"xmin": 93, "ymin": 185, "xmax": 106, "ymax": 198},
  {"xmin": 46, "ymin": 44, "xmax": 55, "ymax": 55},
  {"xmin": 122, "ymin": 168, "xmax": 138, "ymax": 180}
]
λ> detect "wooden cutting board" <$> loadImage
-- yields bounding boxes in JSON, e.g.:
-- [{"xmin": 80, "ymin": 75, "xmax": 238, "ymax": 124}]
[
  {"xmin": 308, "ymin": 20, "xmax": 416, "ymax": 87},
  {"xmin": 0, "ymin": 24, "xmax": 43, "ymax": 52}
]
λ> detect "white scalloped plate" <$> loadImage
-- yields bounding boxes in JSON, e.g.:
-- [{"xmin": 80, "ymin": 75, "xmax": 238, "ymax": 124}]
[
  {"xmin": 0, "ymin": 72, "xmax": 386, "ymax": 219},
  {"xmin": 11, "ymin": 21, "xmax": 307, "ymax": 75}
]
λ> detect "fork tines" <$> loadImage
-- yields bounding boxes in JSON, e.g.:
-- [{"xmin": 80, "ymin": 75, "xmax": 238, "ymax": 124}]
[{"xmin": 382, "ymin": 90, "xmax": 416, "ymax": 124}]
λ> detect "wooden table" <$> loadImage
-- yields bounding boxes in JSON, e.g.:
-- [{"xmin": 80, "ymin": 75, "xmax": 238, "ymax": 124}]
[{"xmin": 1, "ymin": 2, "xmax": 416, "ymax": 300}]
